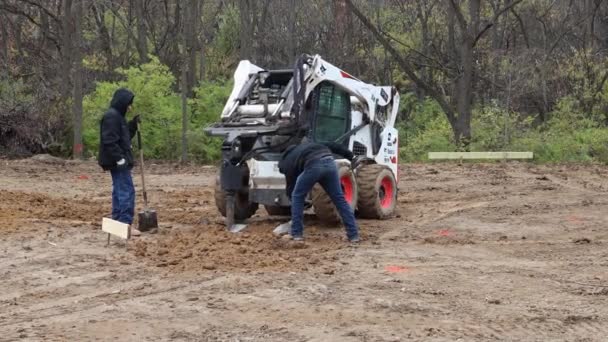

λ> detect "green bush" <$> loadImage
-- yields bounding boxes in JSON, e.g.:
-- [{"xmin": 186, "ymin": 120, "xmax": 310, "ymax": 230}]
[
  {"xmin": 398, "ymin": 96, "xmax": 608, "ymax": 164},
  {"xmin": 83, "ymin": 57, "xmax": 231, "ymax": 162},
  {"xmin": 400, "ymin": 115, "xmax": 455, "ymax": 162},
  {"xmin": 83, "ymin": 57, "xmax": 182, "ymax": 158},
  {"xmin": 510, "ymin": 124, "xmax": 608, "ymax": 164},
  {"xmin": 188, "ymin": 81, "xmax": 232, "ymax": 163},
  {"xmin": 507, "ymin": 96, "xmax": 608, "ymax": 163}
]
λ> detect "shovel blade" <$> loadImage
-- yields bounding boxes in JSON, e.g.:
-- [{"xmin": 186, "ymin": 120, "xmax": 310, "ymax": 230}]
[
  {"xmin": 138, "ymin": 209, "xmax": 158, "ymax": 232},
  {"xmin": 228, "ymin": 223, "xmax": 248, "ymax": 233}
]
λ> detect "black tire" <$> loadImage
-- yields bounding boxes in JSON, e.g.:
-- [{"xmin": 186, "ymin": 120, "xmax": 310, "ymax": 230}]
[
  {"xmin": 265, "ymin": 205, "xmax": 291, "ymax": 216},
  {"xmin": 356, "ymin": 164, "xmax": 397, "ymax": 219},
  {"xmin": 214, "ymin": 175, "xmax": 258, "ymax": 221},
  {"xmin": 312, "ymin": 163, "xmax": 358, "ymax": 224}
]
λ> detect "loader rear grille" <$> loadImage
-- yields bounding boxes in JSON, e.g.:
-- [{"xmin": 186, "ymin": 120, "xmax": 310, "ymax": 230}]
[{"xmin": 353, "ymin": 141, "xmax": 367, "ymax": 156}]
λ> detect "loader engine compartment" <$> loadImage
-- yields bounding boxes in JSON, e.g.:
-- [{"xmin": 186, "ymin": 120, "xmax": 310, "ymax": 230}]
[
  {"xmin": 230, "ymin": 70, "xmax": 294, "ymax": 121},
  {"xmin": 246, "ymin": 70, "xmax": 292, "ymax": 106}
]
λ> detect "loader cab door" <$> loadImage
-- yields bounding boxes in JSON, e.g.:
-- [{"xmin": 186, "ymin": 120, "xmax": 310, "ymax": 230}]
[{"xmin": 308, "ymin": 82, "xmax": 351, "ymax": 144}]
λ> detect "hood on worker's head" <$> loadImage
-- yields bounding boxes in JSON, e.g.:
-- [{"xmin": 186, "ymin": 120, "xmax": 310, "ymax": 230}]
[{"xmin": 110, "ymin": 88, "xmax": 135, "ymax": 116}]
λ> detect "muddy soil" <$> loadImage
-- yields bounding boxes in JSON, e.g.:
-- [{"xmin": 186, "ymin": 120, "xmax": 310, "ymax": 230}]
[{"xmin": 1, "ymin": 158, "xmax": 608, "ymax": 341}]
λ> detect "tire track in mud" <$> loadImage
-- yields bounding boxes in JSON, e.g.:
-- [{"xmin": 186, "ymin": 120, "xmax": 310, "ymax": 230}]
[
  {"xmin": 1, "ymin": 279, "xmax": 196, "ymax": 328},
  {"xmin": 443, "ymin": 317, "xmax": 608, "ymax": 341}
]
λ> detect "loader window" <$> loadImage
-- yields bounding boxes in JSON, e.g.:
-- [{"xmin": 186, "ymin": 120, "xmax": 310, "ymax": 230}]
[{"xmin": 311, "ymin": 82, "xmax": 351, "ymax": 143}]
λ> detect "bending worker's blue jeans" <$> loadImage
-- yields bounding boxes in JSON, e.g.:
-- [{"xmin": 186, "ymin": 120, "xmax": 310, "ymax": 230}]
[
  {"xmin": 291, "ymin": 157, "xmax": 359, "ymax": 240},
  {"xmin": 110, "ymin": 168, "xmax": 135, "ymax": 225}
]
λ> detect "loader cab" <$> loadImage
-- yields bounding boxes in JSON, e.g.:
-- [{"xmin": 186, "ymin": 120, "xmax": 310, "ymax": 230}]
[{"xmin": 308, "ymin": 81, "xmax": 351, "ymax": 144}]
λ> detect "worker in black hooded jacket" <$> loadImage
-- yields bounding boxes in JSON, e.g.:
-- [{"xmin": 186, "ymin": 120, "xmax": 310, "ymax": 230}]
[
  {"xmin": 99, "ymin": 88, "xmax": 141, "ymax": 236},
  {"xmin": 278, "ymin": 141, "xmax": 360, "ymax": 242}
]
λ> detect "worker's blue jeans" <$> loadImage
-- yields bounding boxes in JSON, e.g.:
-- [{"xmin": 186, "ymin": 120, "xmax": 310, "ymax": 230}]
[
  {"xmin": 110, "ymin": 168, "xmax": 135, "ymax": 225},
  {"xmin": 290, "ymin": 157, "xmax": 359, "ymax": 240}
]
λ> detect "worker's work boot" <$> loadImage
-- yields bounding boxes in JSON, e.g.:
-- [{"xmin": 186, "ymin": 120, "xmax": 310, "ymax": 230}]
[{"xmin": 129, "ymin": 226, "xmax": 141, "ymax": 237}]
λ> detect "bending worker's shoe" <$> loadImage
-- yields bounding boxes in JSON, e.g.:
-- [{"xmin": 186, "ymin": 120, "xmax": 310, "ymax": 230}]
[{"xmin": 348, "ymin": 236, "xmax": 361, "ymax": 243}]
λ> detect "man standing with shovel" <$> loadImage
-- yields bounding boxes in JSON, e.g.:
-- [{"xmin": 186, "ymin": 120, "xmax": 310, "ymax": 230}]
[{"xmin": 98, "ymin": 88, "xmax": 142, "ymax": 236}]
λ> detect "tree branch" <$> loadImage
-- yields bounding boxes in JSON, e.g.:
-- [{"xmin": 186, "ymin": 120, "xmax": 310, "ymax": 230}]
[
  {"xmin": 510, "ymin": 7, "xmax": 530, "ymax": 49},
  {"xmin": 447, "ymin": 0, "xmax": 467, "ymax": 33},
  {"xmin": 473, "ymin": 0, "xmax": 525, "ymax": 47},
  {"xmin": 345, "ymin": 0, "xmax": 456, "ymax": 124},
  {"xmin": 0, "ymin": 3, "xmax": 60, "ymax": 49},
  {"xmin": 15, "ymin": 0, "xmax": 60, "ymax": 23}
]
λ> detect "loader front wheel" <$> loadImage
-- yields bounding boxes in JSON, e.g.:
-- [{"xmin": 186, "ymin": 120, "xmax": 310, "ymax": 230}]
[
  {"xmin": 312, "ymin": 164, "xmax": 358, "ymax": 225},
  {"xmin": 356, "ymin": 164, "xmax": 397, "ymax": 219},
  {"xmin": 214, "ymin": 175, "xmax": 258, "ymax": 221}
]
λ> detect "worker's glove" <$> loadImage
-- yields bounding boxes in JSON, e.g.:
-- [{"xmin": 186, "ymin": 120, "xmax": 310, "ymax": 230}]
[
  {"xmin": 116, "ymin": 158, "xmax": 128, "ymax": 170},
  {"xmin": 128, "ymin": 115, "xmax": 140, "ymax": 132}
]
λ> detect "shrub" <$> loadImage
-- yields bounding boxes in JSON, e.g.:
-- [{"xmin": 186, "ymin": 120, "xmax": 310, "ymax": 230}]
[
  {"xmin": 398, "ymin": 96, "xmax": 608, "ymax": 164},
  {"xmin": 83, "ymin": 57, "xmax": 182, "ymax": 159},
  {"xmin": 83, "ymin": 57, "xmax": 231, "ymax": 162}
]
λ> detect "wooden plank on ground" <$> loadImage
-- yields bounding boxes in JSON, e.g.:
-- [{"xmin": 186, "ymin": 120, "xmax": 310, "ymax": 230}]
[
  {"xmin": 102, "ymin": 218, "xmax": 130, "ymax": 239},
  {"xmin": 428, "ymin": 152, "xmax": 533, "ymax": 160}
]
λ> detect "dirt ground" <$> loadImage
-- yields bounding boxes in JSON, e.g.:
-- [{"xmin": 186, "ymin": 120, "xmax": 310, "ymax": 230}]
[{"xmin": 1, "ymin": 156, "xmax": 608, "ymax": 341}]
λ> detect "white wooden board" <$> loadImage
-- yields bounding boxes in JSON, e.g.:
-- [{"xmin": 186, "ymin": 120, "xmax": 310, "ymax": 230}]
[
  {"xmin": 428, "ymin": 152, "xmax": 533, "ymax": 160},
  {"xmin": 102, "ymin": 218, "xmax": 130, "ymax": 239}
]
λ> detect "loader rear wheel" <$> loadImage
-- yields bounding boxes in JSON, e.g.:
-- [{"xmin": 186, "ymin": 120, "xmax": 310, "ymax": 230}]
[
  {"xmin": 356, "ymin": 164, "xmax": 397, "ymax": 219},
  {"xmin": 265, "ymin": 205, "xmax": 291, "ymax": 216},
  {"xmin": 214, "ymin": 175, "xmax": 258, "ymax": 221},
  {"xmin": 312, "ymin": 164, "xmax": 358, "ymax": 224}
]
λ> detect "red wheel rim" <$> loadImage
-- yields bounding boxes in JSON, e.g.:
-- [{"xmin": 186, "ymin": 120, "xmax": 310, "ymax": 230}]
[
  {"xmin": 380, "ymin": 176, "xmax": 394, "ymax": 209},
  {"xmin": 340, "ymin": 175, "xmax": 354, "ymax": 205}
]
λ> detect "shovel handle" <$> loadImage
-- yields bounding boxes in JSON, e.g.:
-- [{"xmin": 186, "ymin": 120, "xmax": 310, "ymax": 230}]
[{"xmin": 137, "ymin": 129, "xmax": 149, "ymax": 209}]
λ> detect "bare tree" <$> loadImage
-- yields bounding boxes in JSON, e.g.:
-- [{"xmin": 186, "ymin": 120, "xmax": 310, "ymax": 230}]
[
  {"xmin": 71, "ymin": 0, "xmax": 84, "ymax": 159},
  {"xmin": 134, "ymin": 0, "xmax": 148, "ymax": 63},
  {"xmin": 346, "ymin": 0, "xmax": 523, "ymax": 146}
]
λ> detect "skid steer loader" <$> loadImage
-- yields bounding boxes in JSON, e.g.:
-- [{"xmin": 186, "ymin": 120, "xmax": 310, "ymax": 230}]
[{"xmin": 205, "ymin": 54, "xmax": 400, "ymax": 232}]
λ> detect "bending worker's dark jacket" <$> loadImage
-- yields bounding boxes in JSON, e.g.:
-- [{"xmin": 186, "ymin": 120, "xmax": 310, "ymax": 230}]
[
  {"xmin": 98, "ymin": 88, "xmax": 138, "ymax": 171},
  {"xmin": 278, "ymin": 142, "xmax": 354, "ymax": 197}
]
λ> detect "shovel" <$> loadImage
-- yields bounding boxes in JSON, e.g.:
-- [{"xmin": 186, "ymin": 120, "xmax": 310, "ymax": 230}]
[{"xmin": 136, "ymin": 128, "xmax": 158, "ymax": 231}]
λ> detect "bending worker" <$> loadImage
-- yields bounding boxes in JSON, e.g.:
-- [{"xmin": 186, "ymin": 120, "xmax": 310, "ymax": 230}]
[{"xmin": 278, "ymin": 141, "xmax": 360, "ymax": 242}]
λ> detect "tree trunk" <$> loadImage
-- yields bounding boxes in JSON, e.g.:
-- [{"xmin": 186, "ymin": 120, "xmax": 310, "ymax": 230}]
[
  {"xmin": 39, "ymin": 8, "xmax": 50, "ymax": 50},
  {"xmin": 72, "ymin": 0, "xmax": 84, "ymax": 159},
  {"xmin": 123, "ymin": 0, "xmax": 133, "ymax": 66},
  {"xmin": 185, "ymin": 0, "xmax": 200, "ymax": 96},
  {"xmin": 61, "ymin": 0, "xmax": 73, "ymax": 100},
  {"xmin": 14, "ymin": 16, "xmax": 24, "ymax": 58},
  {"xmin": 180, "ymin": 1, "xmax": 189, "ymax": 162},
  {"xmin": 455, "ymin": 39, "xmax": 474, "ymax": 146},
  {"xmin": 288, "ymin": 0, "xmax": 297, "ymax": 60},
  {"xmin": 199, "ymin": 44, "xmax": 206, "ymax": 81},
  {"xmin": 331, "ymin": 0, "xmax": 353, "ymax": 69},
  {"xmin": 91, "ymin": 1, "xmax": 114, "ymax": 70},
  {"xmin": 181, "ymin": 66, "xmax": 188, "ymax": 162},
  {"xmin": 238, "ymin": 0, "xmax": 253, "ymax": 61},
  {"xmin": 0, "ymin": 18, "xmax": 8, "ymax": 70},
  {"xmin": 134, "ymin": 0, "xmax": 148, "ymax": 63},
  {"xmin": 454, "ymin": 0, "xmax": 480, "ymax": 147},
  {"xmin": 416, "ymin": 0, "xmax": 430, "ymax": 99}
]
